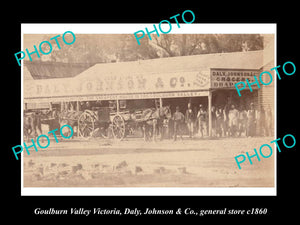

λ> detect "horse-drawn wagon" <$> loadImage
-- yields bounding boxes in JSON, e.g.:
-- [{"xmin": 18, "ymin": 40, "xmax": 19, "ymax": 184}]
[
  {"xmin": 58, "ymin": 103, "xmax": 171, "ymax": 141},
  {"xmin": 58, "ymin": 107, "xmax": 112, "ymax": 139}
]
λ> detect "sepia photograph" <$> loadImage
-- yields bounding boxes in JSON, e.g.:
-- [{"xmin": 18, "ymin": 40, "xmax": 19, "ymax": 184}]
[
  {"xmin": 21, "ymin": 25, "xmax": 275, "ymax": 194},
  {"xmin": 4, "ymin": 2, "xmax": 299, "ymax": 221}
]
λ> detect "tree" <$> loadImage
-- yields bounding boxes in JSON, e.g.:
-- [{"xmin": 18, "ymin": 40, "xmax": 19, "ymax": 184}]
[
  {"xmin": 150, "ymin": 34, "xmax": 264, "ymax": 57},
  {"xmin": 34, "ymin": 34, "xmax": 264, "ymax": 64},
  {"xmin": 116, "ymin": 34, "xmax": 160, "ymax": 61}
]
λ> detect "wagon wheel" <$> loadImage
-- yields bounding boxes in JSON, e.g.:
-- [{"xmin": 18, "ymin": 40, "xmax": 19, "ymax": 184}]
[
  {"xmin": 112, "ymin": 114, "xmax": 125, "ymax": 140},
  {"xmin": 78, "ymin": 111, "xmax": 95, "ymax": 138}
]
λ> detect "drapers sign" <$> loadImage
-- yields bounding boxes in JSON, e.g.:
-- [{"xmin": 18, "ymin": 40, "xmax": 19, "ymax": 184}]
[
  {"xmin": 210, "ymin": 68, "xmax": 261, "ymax": 89},
  {"xmin": 24, "ymin": 71, "xmax": 210, "ymax": 99}
]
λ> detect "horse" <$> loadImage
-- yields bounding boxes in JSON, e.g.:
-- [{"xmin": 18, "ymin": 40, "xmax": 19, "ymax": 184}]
[
  {"xmin": 139, "ymin": 106, "xmax": 172, "ymax": 141},
  {"xmin": 23, "ymin": 112, "xmax": 42, "ymax": 142},
  {"xmin": 58, "ymin": 110, "xmax": 82, "ymax": 138}
]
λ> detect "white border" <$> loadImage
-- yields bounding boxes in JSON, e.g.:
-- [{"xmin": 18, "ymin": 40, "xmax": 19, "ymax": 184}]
[
  {"xmin": 21, "ymin": 23, "xmax": 277, "ymax": 196},
  {"xmin": 21, "ymin": 187, "xmax": 275, "ymax": 196},
  {"xmin": 21, "ymin": 23, "xmax": 276, "ymax": 34},
  {"xmin": 274, "ymin": 28, "xmax": 277, "ymax": 195}
]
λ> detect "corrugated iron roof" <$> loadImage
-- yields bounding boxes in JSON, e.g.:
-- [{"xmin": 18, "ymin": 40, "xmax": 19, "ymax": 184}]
[
  {"xmin": 23, "ymin": 66, "xmax": 33, "ymax": 80},
  {"xmin": 24, "ymin": 61, "xmax": 95, "ymax": 79},
  {"xmin": 76, "ymin": 50, "xmax": 265, "ymax": 79}
]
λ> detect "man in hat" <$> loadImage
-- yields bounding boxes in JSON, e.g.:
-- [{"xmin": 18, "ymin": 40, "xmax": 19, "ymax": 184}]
[
  {"xmin": 247, "ymin": 102, "xmax": 256, "ymax": 137},
  {"xmin": 257, "ymin": 106, "xmax": 266, "ymax": 136},
  {"xmin": 197, "ymin": 104, "xmax": 207, "ymax": 137},
  {"xmin": 216, "ymin": 105, "xmax": 224, "ymax": 137},
  {"xmin": 211, "ymin": 105, "xmax": 217, "ymax": 137},
  {"xmin": 185, "ymin": 102, "xmax": 195, "ymax": 138},
  {"xmin": 173, "ymin": 106, "xmax": 184, "ymax": 141},
  {"xmin": 238, "ymin": 105, "xmax": 247, "ymax": 137},
  {"xmin": 223, "ymin": 97, "xmax": 232, "ymax": 137},
  {"xmin": 228, "ymin": 104, "xmax": 239, "ymax": 136},
  {"xmin": 265, "ymin": 105, "xmax": 273, "ymax": 136},
  {"xmin": 80, "ymin": 101, "xmax": 86, "ymax": 111},
  {"xmin": 85, "ymin": 101, "xmax": 91, "ymax": 110}
]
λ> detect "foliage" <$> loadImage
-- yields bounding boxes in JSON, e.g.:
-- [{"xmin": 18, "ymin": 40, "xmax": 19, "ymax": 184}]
[{"xmin": 38, "ymin": 34, "xmax": 264, "ymax": 63}]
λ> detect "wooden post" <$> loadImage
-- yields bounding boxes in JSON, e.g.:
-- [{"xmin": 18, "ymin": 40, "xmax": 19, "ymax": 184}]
[
  {"xmin": 116, "ymin": 99, "xmax": 119, "ymax": 113},
  {"xmin": 76, "ymin": 101, "xmax": 80, "ymax": 111},
  {"xmin": 159, "ymin": 98, "xmax": 163, "ymax": 108},
  {"xmin": 208, "ymin": 91, "xmax": 212, "ymax": 137}
]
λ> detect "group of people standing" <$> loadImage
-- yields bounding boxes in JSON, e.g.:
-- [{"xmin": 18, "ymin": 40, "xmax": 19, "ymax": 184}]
[{"xmin": 170, "ymin": 102, "xmax": 273, "ymax": 141}]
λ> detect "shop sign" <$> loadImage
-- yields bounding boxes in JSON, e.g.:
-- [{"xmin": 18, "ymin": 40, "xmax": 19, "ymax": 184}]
[
  {"xmin": 24, "ymin": 71, "xmax": 210, "ymax": 99},
  {"xmin": 24, "ymin": 90, "xmax": 210, "ymax": 103},
  {"xmin": 210, "ymin": 68, "xmax": 261, "ymax": 89}
]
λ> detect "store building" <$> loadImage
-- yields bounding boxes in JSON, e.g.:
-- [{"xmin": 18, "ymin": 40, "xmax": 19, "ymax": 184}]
[{"xmin": 24, "ymin": 45, "xmax": 274, "ymax": 136}]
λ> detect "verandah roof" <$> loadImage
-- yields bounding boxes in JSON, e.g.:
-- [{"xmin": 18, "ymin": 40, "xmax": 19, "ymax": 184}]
[{"xmin": 24, "ymin": 50, "xmax": 267, "ymax": 103}]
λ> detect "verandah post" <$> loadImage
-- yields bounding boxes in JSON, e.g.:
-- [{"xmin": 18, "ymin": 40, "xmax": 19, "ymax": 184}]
[{"xmin": 208, "ymin": 91, "xmax": 212, "ymax": 137}]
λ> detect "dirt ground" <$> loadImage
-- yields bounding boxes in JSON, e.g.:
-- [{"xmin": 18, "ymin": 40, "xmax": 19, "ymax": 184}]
[{"xmin": 23, "ymin": 136, "xmax": 275, "ymax": 187}]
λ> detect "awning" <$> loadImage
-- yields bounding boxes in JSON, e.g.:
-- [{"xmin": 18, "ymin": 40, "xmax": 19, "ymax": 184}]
[
  {"xmin": 24, "ymin": 70, "xmax": 211, "ymax": 103},
  {"xmin": 24, "ymin": 49, "xmax": 269, "ymax": 103}
]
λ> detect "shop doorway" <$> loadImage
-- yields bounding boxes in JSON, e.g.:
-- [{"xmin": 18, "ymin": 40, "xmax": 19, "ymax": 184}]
[
  {"xmin": 163, "ymin": 96, "xmax": 208, "ymax": 114},
  {"xmin": 162, "ymin": 96, "xmax": 209, "ymax": 137},
  {"xmin": 212, "ymin": 89, "xmax": 258, "ymax": 110}
]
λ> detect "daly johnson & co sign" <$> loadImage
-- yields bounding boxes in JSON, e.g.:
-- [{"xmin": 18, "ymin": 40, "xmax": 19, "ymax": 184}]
[{"xmin": 24, "ymin": 70, "xmax": 210, "ymax": 102}]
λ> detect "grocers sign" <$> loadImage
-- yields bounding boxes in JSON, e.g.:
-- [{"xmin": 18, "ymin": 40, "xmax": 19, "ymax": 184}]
[{"xmin": 210, "ymin": 68, "xmax": 261, "ymax": 89}]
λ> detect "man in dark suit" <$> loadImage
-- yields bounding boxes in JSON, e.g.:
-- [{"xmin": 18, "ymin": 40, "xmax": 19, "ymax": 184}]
[
  {"xmin": 173, "ymin": 106, "xmax": 184, "ymax": 141},
  {"xmin": 185, "ymin": 103, "xmax": 195, "ymax": 138}
]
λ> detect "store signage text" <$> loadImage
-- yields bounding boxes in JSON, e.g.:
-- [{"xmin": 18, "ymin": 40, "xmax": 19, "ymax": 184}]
[
  {"xmin": 24, "ymin": 71, "xmax": 210, "ymax": 99},
  {"xmin": 24, "ymin": 90, "xmax": 210, "ymax": 103},
  {"xmin": 211, "ymin": 69, "xmax": 260, "ymax": 89}
]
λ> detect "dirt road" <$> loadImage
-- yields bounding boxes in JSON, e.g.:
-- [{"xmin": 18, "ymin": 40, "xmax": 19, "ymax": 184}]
[{"xmin": 23, "ymin": 136, "xmax": 275, "ymax": 187}]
